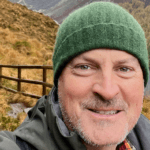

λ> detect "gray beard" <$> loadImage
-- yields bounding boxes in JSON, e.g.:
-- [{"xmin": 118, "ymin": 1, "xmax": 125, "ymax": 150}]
[
  {"xmin": 58, "ymin": 89, "xmax": 144, "ymax": 149},
  {"xmin": 58, "ymin": 100, "xmax": 126, "ymax": 148}
]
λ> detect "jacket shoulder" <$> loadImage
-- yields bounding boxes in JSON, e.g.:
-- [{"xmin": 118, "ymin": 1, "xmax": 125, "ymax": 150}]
[
  {"xmin": 16, "ymin": 136, "xmax": 37, "ymax": 150},
  {"xmin": 127, "ymin": 114, "xmax": 150, "ymax": 150},
  {"xmin": 0, "ymin": 131, "xmax": 20, "ymax": 150}
]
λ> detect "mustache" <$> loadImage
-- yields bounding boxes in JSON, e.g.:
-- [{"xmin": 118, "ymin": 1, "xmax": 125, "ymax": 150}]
[{"xmin": 81, "ymin": 94, "xmax": 128, "ymax": 111}]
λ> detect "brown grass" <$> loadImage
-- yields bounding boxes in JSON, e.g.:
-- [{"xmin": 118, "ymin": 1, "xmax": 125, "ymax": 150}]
[
  {"xmin": 0, "ymin": 0, "xmax": 58, "ymax": 131},
  {"xmin": 142, "ymin": 97, "xmax": 150, "ymax": 120},
  {"xmin": 0, "ymin": 0, "xmax": 149, "ymax": 132}
]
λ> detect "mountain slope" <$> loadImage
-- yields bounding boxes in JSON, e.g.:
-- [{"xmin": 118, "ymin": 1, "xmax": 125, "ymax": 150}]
[
  {"xmin": 0, "ymin": 0, "xmax": 58, "ymax": 45},
  {"xmin": 0, "ymin": 0, "xmax": 59, "ymax": 131},
  {"xmin": 0, "ymin": 0, "xmax": 149, "ymax": 132}
]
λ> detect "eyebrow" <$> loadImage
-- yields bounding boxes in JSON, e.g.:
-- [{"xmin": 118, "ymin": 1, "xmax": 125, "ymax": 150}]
[
  {"xmin": 80, "ymin": 55, "xmax": 138, "ymax": 65},
  {"xmin": 113, "ymin": 57, "xmax": 138, "ymax": 65}
]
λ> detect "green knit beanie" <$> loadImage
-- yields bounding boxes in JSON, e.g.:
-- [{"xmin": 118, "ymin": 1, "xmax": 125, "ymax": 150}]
[{"xmin": 53, "ymin": 1, "xmax": 149, "ymax": 87}]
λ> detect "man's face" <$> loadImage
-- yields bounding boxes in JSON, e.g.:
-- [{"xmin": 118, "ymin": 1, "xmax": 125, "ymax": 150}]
[{"xmin": 58, "ymin": 49, "xmax": 144, "ymax": 149}]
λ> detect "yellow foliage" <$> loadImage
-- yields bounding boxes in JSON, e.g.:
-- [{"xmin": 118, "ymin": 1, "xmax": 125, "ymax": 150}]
[
  {"xmin": 0, "ymin": 0, "xmax": 149, "ymax": 132},
  {"xmin": 142, "ymin": 97, "xmax": 150, "ymax": 120},
  {"xmin": 119, "ymin": 0, "xmax": 150, "ymax": 59},
  {"xmin": 0, "ymin": 0, "xmax": 58, "ymax": 131}
]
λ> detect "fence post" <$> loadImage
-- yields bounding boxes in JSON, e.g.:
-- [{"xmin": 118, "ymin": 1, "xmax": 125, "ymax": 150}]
[
  {"xmin": 43, "ymin": 68, "xmax": 46, "ymax": 95},
  {"xmin": 0, "ymin": 67, "xmax": 2, "ymax": 86},
  {"xmin": 18, "ymin": 68, "xmax": 21, "ymax": 92}
]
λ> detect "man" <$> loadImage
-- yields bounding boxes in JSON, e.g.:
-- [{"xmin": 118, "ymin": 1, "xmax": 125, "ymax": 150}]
[{"xmin": 0, "ymin": 1, "xmax": 150, "ymax": 150}]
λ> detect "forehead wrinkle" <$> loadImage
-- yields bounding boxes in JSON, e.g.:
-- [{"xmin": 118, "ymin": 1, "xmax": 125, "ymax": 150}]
[
  {"xmin": 73, "ymin": 53, "xmax": 138, "ymax": 63},
  {"xmin": 81, "ymin": 53, "xmax": 139, "ymax": 66},
  {"xmin": 68, "ymin": 51, "xmax": 140, "ymax": 68},
  {"xmin": 68, "ymin": 54, "xmax": 98, "ymax": 66},
  {"xmin": 113, "ymin": 57, "xmax": 139, "ymax": 66}
]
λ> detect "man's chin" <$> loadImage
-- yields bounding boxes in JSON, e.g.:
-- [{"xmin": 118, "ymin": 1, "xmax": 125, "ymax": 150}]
[
  {"xmin": 78, "ymin": 130, "xmax": 127, "ymax": 149},
  {"xmin": 72, "ymin": 120, "xmax": 129, "ymax": 148},
  {"xmin": 80, "ymin": 132, "xmax": 126, "ymax": 148}
]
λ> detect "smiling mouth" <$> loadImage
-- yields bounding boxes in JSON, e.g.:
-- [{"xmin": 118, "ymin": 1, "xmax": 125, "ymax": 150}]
[{"xmin": 89, "ymin": 109, "xmax": 120, "ymax": 115}]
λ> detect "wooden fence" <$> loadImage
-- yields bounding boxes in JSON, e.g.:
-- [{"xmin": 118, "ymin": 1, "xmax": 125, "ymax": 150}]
[{"xmin": 0, "ymin": 65, "xmax": 53, "ymax": 99}]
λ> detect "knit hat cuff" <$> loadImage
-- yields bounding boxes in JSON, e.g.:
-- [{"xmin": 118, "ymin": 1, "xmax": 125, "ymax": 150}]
[{"xmin": 53, "ymin": 23, "xmax": 149, "ymax": 87}]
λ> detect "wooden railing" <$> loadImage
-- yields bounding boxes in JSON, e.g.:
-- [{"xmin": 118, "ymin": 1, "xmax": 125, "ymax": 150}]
[{"xmin": 0, "ymin": 65, "xmax": 53, "ymax": 99}]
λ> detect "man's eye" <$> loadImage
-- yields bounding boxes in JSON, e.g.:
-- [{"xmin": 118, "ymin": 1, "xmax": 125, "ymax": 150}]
[
  {"xmin": 76, "ymin": 65, "xmax": 91, "ymax": 70},
  {"xmin": 119, "ymin": 67, "xmax": 131, "ymax": 72},
  {"xmin": 72, "ymin": 64, "xmax": 96, "ymax": 76}
]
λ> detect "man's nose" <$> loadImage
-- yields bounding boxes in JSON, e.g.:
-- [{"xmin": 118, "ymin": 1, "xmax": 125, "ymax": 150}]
[{"xmin": 92, "ymin": 73, "xmax": 119, "ymax": 100}]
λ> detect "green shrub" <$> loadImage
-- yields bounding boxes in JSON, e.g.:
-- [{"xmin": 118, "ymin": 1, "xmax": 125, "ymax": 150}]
[
  {"xmin": 13, "ymin": 41, "xmax": 31, "ymax": 50},
  {"xmin": 142, "ymin": 107, "xmax": 149, "ymax": 113},
  {"xmin": 0, "ymin": 114, "xmax": 20, "ymax": 131},
  {"xmin": 2, "ymin": 79, "xmax": 17, "ymax": 90}
]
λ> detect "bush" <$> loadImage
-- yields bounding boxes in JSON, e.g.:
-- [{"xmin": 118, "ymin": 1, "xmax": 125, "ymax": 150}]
[{"xmin": 13, "ymin": 41, "xmax": 31, "ymax": 51}]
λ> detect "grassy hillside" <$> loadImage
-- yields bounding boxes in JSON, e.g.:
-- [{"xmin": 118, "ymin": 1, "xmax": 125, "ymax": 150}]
[
  {"xmin": 0, "ymin": 0, "xmax": 58, "ymax": 131},
  {"xmin": 119, "ymin": 0, "xmax": 150, "ymax": 56},
  {"xmin": 0, "ymin": 0, "xmax": 59, "ymax": 94},
  {"xmin": 0, "ymin": 0, "xmax": 149, "ymax": 131}
]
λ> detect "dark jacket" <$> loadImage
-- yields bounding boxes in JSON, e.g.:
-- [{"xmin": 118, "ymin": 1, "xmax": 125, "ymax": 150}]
[{"xmin": 0, "ymin": 86, "xmax": 150, "ymax": 150}]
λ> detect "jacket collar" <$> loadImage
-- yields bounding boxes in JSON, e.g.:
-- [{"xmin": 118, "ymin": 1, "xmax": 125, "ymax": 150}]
[
  {"xmin": 46, "ymin": 86, "xmax": 87, "ymax": 150},
  {"xmin": 127, "ymin": 113, "xmax": 150, "ymax": 150},
  {"xmin": 48, "ymin": 86, "xmax": 150, "ymax": 150},
  {"xmin": 14, "ymin": 86, "xmax": 150, "ymax": 150}
]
